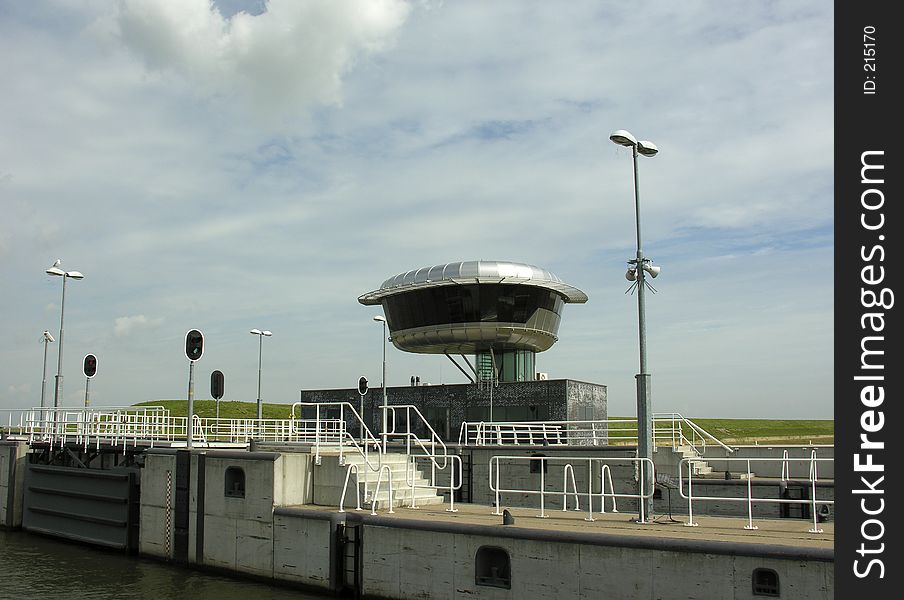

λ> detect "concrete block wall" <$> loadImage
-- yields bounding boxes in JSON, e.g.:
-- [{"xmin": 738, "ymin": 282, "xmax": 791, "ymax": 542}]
[
  {"xmin": 0, "ymin": 441, "xmax": 28, "ymax": 529},
  {"xmin": 272, "ymin": 508, "xmax": 341, "ymax": 591},
  {"xmin": 358, "ymin": 520, "xmax": 833, "ymax": 600},
  {"xmin": 140, "ymin": 449, "xmax": 315, "ymax": 578},
  {"xmin": 139, "ymin": 451, "xmax": 176, "ymax": 559}
]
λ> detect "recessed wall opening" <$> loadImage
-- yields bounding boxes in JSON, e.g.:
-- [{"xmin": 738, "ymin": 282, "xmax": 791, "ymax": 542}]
[
  {"xmin": 224, "ymin": 466, "xmax": 246, "ymax": 498},
  {"xmin": 752, "ymin": 568, "xmax": 780, "ymax": 596},
  {"xmin": 475, "ymin": 546, "xmax": 511, "ymax": 589},
  {"xmin": 529, "ymin": 453, "xmax": 548, "ymax": 474}
]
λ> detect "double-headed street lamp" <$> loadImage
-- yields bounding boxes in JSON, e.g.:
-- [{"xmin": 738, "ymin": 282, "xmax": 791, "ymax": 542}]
[
  {"xmin": 373, "ymin": 315, "xmax": 388, "ymax": 445},
  {"xmin": 249, "ymin": 329, "xmax": 272, "ymax": 422},
  {"xmin": 46, "ymin": 260, "xmax": 84, "ymax": 410},
  {"xmin": 610, "ymin": 129, "xmax": 660, "ymax": 521}
]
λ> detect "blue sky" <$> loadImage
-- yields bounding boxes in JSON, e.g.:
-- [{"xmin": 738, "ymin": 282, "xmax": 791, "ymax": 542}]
[{"xmin": 0, "ymin": 0, "xmax": 833, "ymax": 418}]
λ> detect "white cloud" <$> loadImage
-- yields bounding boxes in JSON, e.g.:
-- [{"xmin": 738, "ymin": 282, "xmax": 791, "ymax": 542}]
[
  {"xmin": 115, "ymin": 0, "xmax": 411, "ymax": 114},
  {"xmin": 114, "ymin": 315, "xmax": 165, "ymax": 337}
]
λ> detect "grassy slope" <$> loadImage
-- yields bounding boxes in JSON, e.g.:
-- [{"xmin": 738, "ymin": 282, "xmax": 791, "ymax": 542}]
[
  {"xmin": 136, "ymin": 400, "xmax": 834, "ymax": 444},
  {"xmin": 135, "ymin": 400, "xmax": 295, "ymax": 419}
]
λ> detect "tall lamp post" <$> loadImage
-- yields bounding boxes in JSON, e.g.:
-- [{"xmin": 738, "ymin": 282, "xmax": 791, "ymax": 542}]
[
  {"xmin": 373, "ymin": 315, "xmax": 388, "ymax": 446},
  {"xmin": 40, "ymin": 330, "xmax": 55, "ymax": 409},
  {"xmin": 249, "ymin": 329, "xmax": 272, "ymax": 422},
  {"xmin": 45, "ymin": 260, "xmax": 84, "ymax": 411},
  {"xmin": 610, "ymin": 129, "xmax": 660, "ymax": 522}
]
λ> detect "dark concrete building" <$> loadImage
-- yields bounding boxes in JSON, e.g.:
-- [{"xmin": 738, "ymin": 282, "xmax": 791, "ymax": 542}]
[{"xmin": 299, "ymin": 378, "xmax": 606, "ymax": 442}]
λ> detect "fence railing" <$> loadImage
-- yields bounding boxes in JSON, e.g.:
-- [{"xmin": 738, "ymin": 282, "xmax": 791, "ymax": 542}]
[
  {"xmin": 290, "ymin": 402, "xmax": 383, "ymax": 471},
  {"xmin": 406, "ymin": 453, "xmax": 463, "ymax": 513},
  {"xmin": 459, "ymin": 413, "xmax": 733, "ymax": 455},
  {"xmin": 384, "ymin": 405, "xmax": 449, "ymax": 470},
  {"xmin": 488, "ymin": 455, "xmax": 657, "ymax": 523},
  {"xmin": 679, "ymin": 451, "xmax": 833, "ymax": 533}
]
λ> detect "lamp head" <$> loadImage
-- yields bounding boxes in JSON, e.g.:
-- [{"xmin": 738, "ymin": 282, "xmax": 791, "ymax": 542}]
[
  {"xmin": 43, "ymin": 331, "xmax": 55, "ymax": 342},
  {"xmin": 46, "ymin": 266, "xmax": 65, "ymax": 277},
  {"xmin": 637, "ymin": 140, "xmax": 659, "ymax": 157},
  {"xmin": 262, "ymin": 330, "xmax": 272, "ymax": 336},
  {"xmin": 609, "ymin": 129, "xmax": 637, "ymax": 147},
  {"xmin": 373, "ymin": 315, "xmax": 386, "ymax": 323},
  {"xmin": 250, "ymin": 328, "xmax": 262, "ymax": 335},
  {"xmin": 66, "ymin": 271, "xmax": 84, "ymax": 279}
]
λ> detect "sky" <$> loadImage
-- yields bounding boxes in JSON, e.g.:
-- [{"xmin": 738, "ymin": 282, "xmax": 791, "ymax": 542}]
[{"xmin": 0, "ymin": 0, "xmax": 833, "ymax": 419}]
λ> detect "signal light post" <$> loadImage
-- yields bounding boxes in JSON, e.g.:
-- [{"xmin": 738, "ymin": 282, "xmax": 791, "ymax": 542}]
[
  {"xmin": 211, "ymin": 370, "xmax": 225, "ymax": 420},
  {"xmin": 185, "ymin": 329, "xmax": 204, "ymax": 448},
  {"xmin": 83, "ymin": 353, "xmax": 97, "ymax": 407}
]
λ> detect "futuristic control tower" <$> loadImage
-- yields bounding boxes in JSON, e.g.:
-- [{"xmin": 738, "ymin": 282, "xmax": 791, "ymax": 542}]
[{"xmin": 358, "ymin": 260, "xmax": 587, "ymax": 383}]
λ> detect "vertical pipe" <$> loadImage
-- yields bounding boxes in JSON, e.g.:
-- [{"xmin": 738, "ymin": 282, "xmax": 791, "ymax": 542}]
[
  {"xmin": 53, "ymin": 275, "xmax": 67, "ymax": 416},
  {"xmin": 256, "ymin": 333, "xmax": 263, "ymax": 422}
]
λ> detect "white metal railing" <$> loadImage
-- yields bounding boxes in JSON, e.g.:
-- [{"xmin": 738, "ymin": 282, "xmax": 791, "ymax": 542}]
[
  {"xmin": 679, "ymin": 452, "xmax": 833, "ymax": 533},
  {"xmin": 370, "ymin": 465, "xmax": 396, "ymax": 515},
  {"xmin": 3, "ymin": 405, "xmax": 369, "ymax": 450},
  {"xmin": 291, "ymin": 402, "xmax": 383, "ymax": 471},
  {"xmin": 405, "ymin": 453, "xmax": 463, "ymax": 512},
  {"xmin": 384, "ymin": 405, "xmax": 449, "ymax": 470},
  {"xmin": 459, "ymin": 413, "xmax": 733, "ymax": 455},
  {"xmin": 488, "ymin": 455, "xmax": 657, "ymax": 523}
]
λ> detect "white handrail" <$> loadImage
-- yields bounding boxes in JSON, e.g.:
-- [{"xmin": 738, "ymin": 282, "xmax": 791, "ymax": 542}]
[
  {"xmin": 562, "ymin": 464, "xmax": 580, "ymax": 512},
  {"xmin": 489, "ymin": 456, "xmax": 656, "ymax": 522},
  {"xmin": 405, "ymin": 453, "xmax": 463, "ymax": 513},
  {"xmin": 370, "ymin": 465, "xmax": 395, "ymax": 515},
  {"xmin": 339, "ymin": 464, "xmax": 363, "ymax": 513},
  {"xmin": 384, "ymin": 405, "xmax": 449, "ymax": 470},
  {"xmin": 458, "ymin": 413, "xmax": 735, "ymax": 455},
  {"xmin": 679, "ymin": 455, "xmax": 833, "ymax": 531}
]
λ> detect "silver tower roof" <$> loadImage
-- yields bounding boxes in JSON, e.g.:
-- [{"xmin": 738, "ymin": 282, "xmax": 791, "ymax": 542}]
[{"xmin": 358, "ymin": 260, "xmax": 588, "ymax": 305}]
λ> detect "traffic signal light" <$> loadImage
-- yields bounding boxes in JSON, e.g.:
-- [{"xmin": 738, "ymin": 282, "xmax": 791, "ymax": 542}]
[
  {"xmin": 83, "ymin": 354, "xmax": 97, "ymax": 378},
  {"xmin": 357, "ymin": 376, "xmax": 368, "ymax": 396},
  {"xmin": 185, "ymin": 329, "xmax": 204, "ymax": 361},
  {"xmin": 210, "ymin": 370, "xmax": 225, "ymax": 400}
]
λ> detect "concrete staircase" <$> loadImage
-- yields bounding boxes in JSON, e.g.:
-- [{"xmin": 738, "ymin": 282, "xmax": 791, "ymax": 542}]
[
  {"xmin": 669, "ymin": 445, "xmax": 756, "ymax": 480},
  {"xmin": 313, "ymin": 449, "xmax": 446, "ymax": 509},
  {"xmin": 677, "ymin": 445, "xmax": 714, "ymax": 476}
]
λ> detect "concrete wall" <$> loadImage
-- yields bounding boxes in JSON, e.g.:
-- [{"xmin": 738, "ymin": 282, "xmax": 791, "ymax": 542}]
[
  {"xmin": 0, "ymin": 441, "xmax": 27, "ymax": 529},
  {"xmin": 355, "ymin": 515, "xmax": 833, "ymax": 600},
  {"xmin": 134, "ymin": 449, "xmax": 833, "ymax": 598},
  {"xmin": 140, "ymin": 449, "xmax": 315, "ymax": 579},
  {"xmin": 139, "ymin": 451, "xmax": 176, "ymax": 559},
  {"xmin": 273, "ymin": 508, "xmax": 338, "ymax": 590}
]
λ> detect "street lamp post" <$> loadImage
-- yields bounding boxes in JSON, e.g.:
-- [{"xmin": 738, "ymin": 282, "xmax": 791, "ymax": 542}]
[
  {"xmin": 45, "ymin": 260, "xmax": 84, "ymax": 411},
  {"xmin": 610, "ymin": 129, "xmax": 660, "ymax": 522},
  {"xmin": 373, "ymin": 315, "xmax": 388, "ymax": 447},
  {"xmin": 249, "ymin": 329, "xmax": 272, "ymax": 423},
  {"xmin": 40, "ymin": 330, "xmax": 54, "ymax": 409}
]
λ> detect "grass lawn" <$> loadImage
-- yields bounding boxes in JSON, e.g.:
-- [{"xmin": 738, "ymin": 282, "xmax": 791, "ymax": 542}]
[{"xmin": 134, "ymin": 399, "xmax": 295, "ymax": 419}]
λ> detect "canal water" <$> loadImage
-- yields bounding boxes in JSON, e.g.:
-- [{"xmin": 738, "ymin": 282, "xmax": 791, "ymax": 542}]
[{"xmin": 0, "ymin": 530, "xmax": 330, "ymax": 599}]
